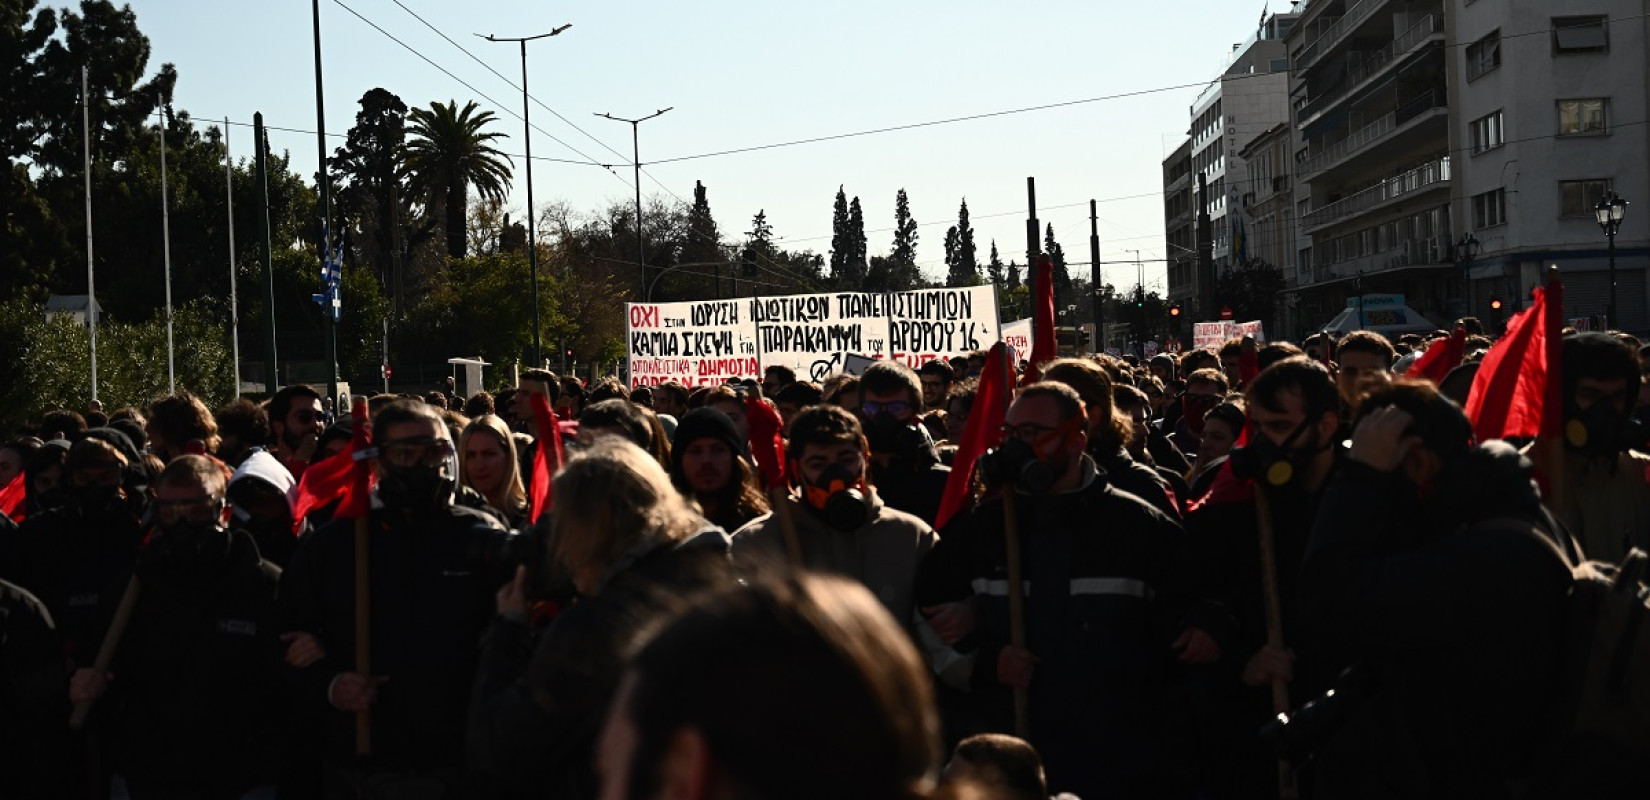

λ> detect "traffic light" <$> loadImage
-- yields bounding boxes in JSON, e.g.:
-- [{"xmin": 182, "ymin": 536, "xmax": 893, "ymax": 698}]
[
  {"xmin": 1169, "ymin": 303, "xmax": 1182, "ymax": 318},
  {"xmin": 1490, "ymin": 298, "xmax": 1502, "ymax": 311}
]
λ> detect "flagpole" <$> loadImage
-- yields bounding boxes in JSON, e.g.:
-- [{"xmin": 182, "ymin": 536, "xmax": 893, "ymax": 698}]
[
  {"xmin": 226, "ymin": 118, "xmax": 241, "ymax": 397},
  {"xmin": 83, "ymin": 66, "xmax": 98, "ymax": 403},
  {"xmin": 159, "ymin": 96, "xmax": 176, "ymax": 393}
]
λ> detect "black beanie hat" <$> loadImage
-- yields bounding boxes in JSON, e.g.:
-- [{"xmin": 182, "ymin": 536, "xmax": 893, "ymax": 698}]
[
  {"xmin": 670, "ymin": 407, "xmax": 744, "ymax": 477},
  {"xmin": 80, "ymin": 426, "xmax": 143, "ymax": 466}
]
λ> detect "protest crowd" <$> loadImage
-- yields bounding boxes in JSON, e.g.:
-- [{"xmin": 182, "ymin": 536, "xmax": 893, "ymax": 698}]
[{"xmin": 1, "ymin": 295, "xmax": 1648, "ymax": 800}]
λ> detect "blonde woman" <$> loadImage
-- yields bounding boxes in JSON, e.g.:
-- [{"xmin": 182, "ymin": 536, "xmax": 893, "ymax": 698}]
[{"xmin": 459, "ymin": 414, "xmax": 528, "ymax": 529}]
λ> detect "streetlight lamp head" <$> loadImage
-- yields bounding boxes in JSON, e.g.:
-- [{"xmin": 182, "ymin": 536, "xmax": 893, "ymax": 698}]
[{"xmin": 1596, "ymin": 191, "xmax": 1628, "ymax": 233}]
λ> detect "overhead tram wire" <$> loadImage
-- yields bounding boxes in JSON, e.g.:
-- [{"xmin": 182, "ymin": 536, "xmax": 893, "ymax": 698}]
[
  {"xmin": 212, "ymin": 116, "xmax": 607, "ymax": 167},
  {"xmin": 330, "ymin": 0, "xmax": 630, "ymax": 186}
]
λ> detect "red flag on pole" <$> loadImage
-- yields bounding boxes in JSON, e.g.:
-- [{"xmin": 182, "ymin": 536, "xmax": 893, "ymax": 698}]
[
  {"xmin": 0, "ymin": 470, "xmax": 26, "ymax": 521},
  {"xmin": 1465, "ymin": 280, "xmax": 1563, "ymax": 442},
  {"xmin": 528, "ymin": 391, "xmax": 565, "ymax": 524},
  {"xmin": 291, "ymin": 398, "xmax": 373, "ymax": 531},
  {"xmin": 745, "ymin": 395, "xmax": 788, "ymax": 490},
  {"xmin": 1026, "ymin": 254, "xmax": 1057, "ymax": 384},
  {"xmin": 1407, "ymin": 326, "xmax": 1467, "ymax": 386},
  {"xmin": 935, "ymin": 342, "xmax": 1012, "ymax": 531}
]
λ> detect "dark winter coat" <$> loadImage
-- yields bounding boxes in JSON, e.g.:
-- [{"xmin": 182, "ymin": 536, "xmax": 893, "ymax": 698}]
[{"xmin": 0, "ymin": 578, "xmax": 66, "ymax": 799}]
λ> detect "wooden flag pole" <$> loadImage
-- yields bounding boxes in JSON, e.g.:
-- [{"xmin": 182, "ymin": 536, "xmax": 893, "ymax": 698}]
[
  {"xmin": 1253, "ymin": 486, "xmax": 1298, "ymax": 798},
  {"xmin": 1001, "ymin": 489, "xmax": 1032, "ymax": 739},
  {"xmin": 69, "ymin": 576, "xmax": 141, "ymax": 729},
  {"xmin": 353, "ymin": 395, "xmax": 373, "ymax": 755}
]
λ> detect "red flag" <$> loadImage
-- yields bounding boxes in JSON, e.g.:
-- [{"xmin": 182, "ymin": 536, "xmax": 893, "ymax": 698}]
[
  {"xmin": 1465, "ymin": 280, "xmax": 1563, "ymax": 442},
  {"xmin": 0, "ymin": 470, "xmax": 26, "ymax": 522},
  {"xmin": 291, "ymin": 398, "xmax": 373, "ymax": 531},
  {"xmin": 935, "ymin": 342, "xmax": 1012, "ymax": 531},
  {"xmin": 1408, "ymin": 326, "xmax": 1467, "ymax": 386},
  {"xmin": 528, "ymin": 391, "xmax": 565, "ymax": 524},
  {"xmin": 745, "ymin": 395, "xmax": 787, "ymax": 490},
  {"xmin": 1026, "ymin": 254, "xmax": 1057, "ymax": 384}
]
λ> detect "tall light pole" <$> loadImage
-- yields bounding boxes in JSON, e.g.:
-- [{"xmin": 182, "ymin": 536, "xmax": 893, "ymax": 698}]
[
  {"xmin": 1456, "ymin": 231, "xmax": 1480, "ymax": 319},
  {"xmin": 485, "ymin": 24, "xmax": 570, "ymax": 371},
  {"xmin": 311, "ymin": 0, "xmax": 338, "ymax": 404},
  {"xmin": 597, "ymin": 108, "xmax": 673, "ymax": 301},
  {"xmin": 1594, "ymin": 191, "xmax": 1628, "ymax": 330}
]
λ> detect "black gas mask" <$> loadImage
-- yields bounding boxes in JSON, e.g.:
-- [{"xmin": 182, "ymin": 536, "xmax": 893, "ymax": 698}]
[
  {"xmin": 980, "ymin": 418, "xmax": 1080, "ymax": 495},
  {"xmin": 1565, "ymin": 397, "xmax": 1634, "ymax": 459},
  {"xmin": 145, "ymin": 496, "xmax": 231, "ymax": 576},
  {"xmin": 800, "ymin": 461, "xmax": 870, "ymax": 532},
  {"xmin": 377, "ymin": 437, "xmax": 457, "ymax": 513},
  {"xmin": 864, "ymin": 411, "xmax": 935, "ymax": 466},
  {"xmin": 1229, "ymin": 415, "xmax": 1328, "ymax": 489}
]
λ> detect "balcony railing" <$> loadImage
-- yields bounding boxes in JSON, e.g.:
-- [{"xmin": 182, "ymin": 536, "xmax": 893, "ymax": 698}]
[
  {"xmin": 1294, "ymin": 0, "xmax": 1391, "ymax": 71},
  {"xmin": 1302, "ymin": 157, "xmax": 1450, "ymax": 230},
  {"xmin": 1308, "ymin": 235, "xmax": 1451, "ymax": 283},
  {"xmin": 1298, "ymin": 15, "xmax": 1443, "ymax": 123},
  {"xmin": 1299, "ymin": 90, "xmax": 1447, "ymax": 175}
]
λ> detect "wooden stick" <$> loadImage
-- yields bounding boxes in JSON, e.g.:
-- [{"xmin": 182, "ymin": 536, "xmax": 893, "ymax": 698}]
[
  {"xmin": 1000, "ymin": 489, "xmax": 1031, "ymax": 739},
  {"xmin": 768, "ymin": 486, "xmax": 804, "ymax": 568},
  {"xmin": 70, "ymin": 576, "xmax": 140, "ymax": 729},
  {"xmin": 354, "ymin": 507, "xmax": 372, "ymax": 755},
  {"xmin": 1253, "ymin": 487, "xmax": 1297, "ymax": 798}
]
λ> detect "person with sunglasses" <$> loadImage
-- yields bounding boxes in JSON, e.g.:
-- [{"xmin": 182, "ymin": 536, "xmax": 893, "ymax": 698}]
[
  {"xmin": 68, "ymin": 454, "xmax": 283, "ymax": 798},
  {"xmin": 277, "ymin": 400, "xmax": 517, "ymax": 795},
  {"xmin": 913, "ymin": 380, "xmax": 1187, "ymax": 799},
  {"xmin": 856, "ymin": 361, "xmax": 951, "ymax": 527},
  {"xmin": 267, "ymin": 384, "xmax": 326, "ymax": 481}
]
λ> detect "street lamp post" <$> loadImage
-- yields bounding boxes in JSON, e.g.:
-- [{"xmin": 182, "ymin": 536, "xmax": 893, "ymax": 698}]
[
  {"xmin": 596, "ymin": 108, "xmax": 673, "ymax": 301},
  {"xmin": 1594, "ymin": 191, "xmax": 1628, "ymax": 330},
  {"xmin": 485, "ymin": 24, "xmax": 571, "ymax": 371},
  {"xmin": 1456, "ymin": 231, "xmax": 1480, "ymax": 319}
]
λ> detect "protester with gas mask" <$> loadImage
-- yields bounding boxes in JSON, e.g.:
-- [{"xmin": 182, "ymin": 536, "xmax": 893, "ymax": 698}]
[
  {"xmin": 226, "ymin": 449, "xmax": 302, "ymax": 568},
  {"xmin": 669, "ymin": 407, "xmax": 770, "ymax": 534},
  {"xmin": 68, "ymin": 455, "xmax": 283, "ymax": 798},
  {"xmin": 913, "ymin": 381, "xmax": 1185, "ymax": 798},
  {"xmin": 730, "ymin": 404, "xmax": 935, "ymax": 626},
  {"xmin": 1298, "ymin": 380, "xmax": 1576, "ymax": 796},
  {"xmin": 277, "ymin": 399, "xmax": 516, "ymax": 794},
  {"xmin": 468, "ymin": 437, "xmax": 733, "ymax": 799},
  {"xmin": 855, "ymin": 361, "xmax": 951, "ymax": 525},
  {"xmin": 2, "ymin": 429, "xmax": 149, "ymax": 676},
  {"xmin": 1170, "ymin": 356, "xmax": 1350, "ymax": 799},
  {"xmin": 1526, "ymin": 332, "xmax": 1650, "ymax": 563}
]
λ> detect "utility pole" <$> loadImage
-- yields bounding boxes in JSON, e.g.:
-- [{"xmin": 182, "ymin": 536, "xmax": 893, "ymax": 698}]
[
  {"xmin": 1089, "ymin": 200, "xmax": 1103, "ymax": 354},
  {"xmin": 1025, "ymin": 177, "xmax": 1041, "ymax": 347},
  {"xmin": 485, "ymin": 24, "xmax": 571, "ymax": 371},
  {"xmin": 597, "ymin": 108, "xmax": 673, "ymax": 302},
  {"xmin": 159, "ymin": 97, "xmax": 175, "ymax": 393},
  {"xmin": 255, "ymin": 113, "xmax": 280, "ymax": 393},
  {"xmin": 312, "ymin": 0, "xmax": 337, "ymax": 403},
  {"xmin": 225, "ymin": 117, "xmax": 241, "ymax": 396},
  {"xmin": 82, "ymin": 66, "xmax": 98, "ymax": 403}
]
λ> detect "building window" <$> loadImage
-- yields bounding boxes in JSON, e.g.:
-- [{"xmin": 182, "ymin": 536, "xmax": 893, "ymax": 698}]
[
  {"xmin": 1472, "ymin": 188, "xmax": 1507, "ymax": 228},
  {"xmin": 1560, "ymin": 179, "xmax": 1612, "ymax": 218},
  {"xmin": 1557, "ymin": 98, "xmax": 1608, "ymax": 135},
  {"xmin": 1552, "ymin": 16, "xmax": 1608, "ymax": 54},
  {"xmin": 1467, "ymin": 30, "xmax": 1501, "ymax": 80},
  {"xmin": 1470, "ymin": 110, "xmax": 1505, "ymax": 154}
]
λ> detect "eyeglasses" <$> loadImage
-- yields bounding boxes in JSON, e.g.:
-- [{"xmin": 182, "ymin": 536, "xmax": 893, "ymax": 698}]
[
  {"xmin": 71, "ymin": 462, "xmax": 122, "ymax": 483},
  {"xmin": 860, "ymin": 401, "xmax": 912, "ymax": 418},
  {"xmin": 377, "ymin": 437, "xmax": 454, "ymax": 469},
  {"xmin": 1000, "ymin": 419, "xmax": 1079, "ymax": 444},
  {"xmin": 291, "ymin": 410, "xmax": 320, "ymax": 423},
  {"xmin": 154, "ymin": 494, "xmax": 223, "ymax": 522}
]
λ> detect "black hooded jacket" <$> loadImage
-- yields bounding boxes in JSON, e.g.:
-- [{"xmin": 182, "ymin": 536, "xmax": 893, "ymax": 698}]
[{"xmin": 1299, "ymin": 441, "xmax": 1574, "ymax": 797}]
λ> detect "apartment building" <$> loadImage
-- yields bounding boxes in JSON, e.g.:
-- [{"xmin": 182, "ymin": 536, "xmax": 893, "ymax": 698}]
[
  {"xmin": 1163, "ymin": 140, "xmax": 1196, "ymax": 307},
  {"xmin": 1163, "ymin": 12, "xmax": 1298, "ymax": 310},
  {"xmin": 1279, "ymin": 0, "xmax": 1648, "ymax": 337}
]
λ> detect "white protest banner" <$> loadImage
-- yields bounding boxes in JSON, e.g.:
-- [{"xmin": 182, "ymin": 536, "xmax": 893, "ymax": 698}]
[
  {"xmin": 1000, "ymin": 318, "xmax": 1032, "ymax": 360},
  {"xmin": 886, "ymin": 285, "xmax": 1000, "ymax": 368},
  {"xmin": 626, "ymin": 299, "xmax": 760, "ymax": 387},
  {"xmin": 753, "ymin": 292, "xmax": 892, "ymax": 383},
  {"xmin": 1191, "ymin": 320, "xmax": 1267, "ymax": 349}
]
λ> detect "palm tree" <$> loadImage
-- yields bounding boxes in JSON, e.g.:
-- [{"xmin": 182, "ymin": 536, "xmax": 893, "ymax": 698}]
[{"xmin": 402, "ymin": 100, "xmax": 513, "ymax": 259}]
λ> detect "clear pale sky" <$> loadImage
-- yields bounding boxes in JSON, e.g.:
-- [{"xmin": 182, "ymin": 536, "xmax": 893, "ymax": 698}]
[{"xmin": 126, "ymin": 0, "xmax": 1274, "ymax": 293}]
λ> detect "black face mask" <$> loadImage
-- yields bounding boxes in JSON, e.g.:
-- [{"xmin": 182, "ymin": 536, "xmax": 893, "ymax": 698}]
[
  {"xmin": 864, "ymin": 413, "xmax": 932, "ymax": 465},
  {"xmin": 145, "ymin": 520, "xmax": 230, "ymax": 578},
  {"xmin": 980, "ymin": 437, "xmax": 1060, "ymax": 495},
  {"xmin": 802, "ymin": 463, "xmax": 870, "ymax": 532},
  {"xmin": 378, "ymin": 464, "xmax": 455, "ymax": 512},
  {"xmin": 1565, "ymin": 399, "xmax": 1629, "ymax": 458},
  {"xmin": 31, "ymin": 486, "xmax": 67, "ymax": 513},
  {"xmin": 71, "ymin": 483, "xmax": 121, "ymax": 514},
  {"xmin": 1230, "ymin": 416, "xmax": 1325, "ymax": 489}
]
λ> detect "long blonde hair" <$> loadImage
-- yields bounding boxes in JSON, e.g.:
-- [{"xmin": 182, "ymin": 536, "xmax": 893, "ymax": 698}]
[
  {"xmin": 459, "ymin": 414, "xmax": 526, "ymax": 518},
  {"xmin": 550, "ymin": 437, "xmax": 704, "ymax": 595}
]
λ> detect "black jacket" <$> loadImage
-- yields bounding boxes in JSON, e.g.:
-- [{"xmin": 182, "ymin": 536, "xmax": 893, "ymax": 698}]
[
  {"xmin": 917, "ymin": 463, "xmax": 1187, "ymax": 799},
  {"xmin": 0, "ymin": 578, "xmax": 66, "ymax": 799},
  {"xmin": 1094, "ymin": 446, "xmax": 1181, "ymax": 519},
  {"xmin": 1299, "ymin": 443, "xmax": 1573, "ymax": 798},
  {"xmin": 872, "ymin": 456, "xmax": 952, "ymax": 527},
  {"xmin": 467, "ymin": 528, "xmax": 734, "ymax": 799},
  {"xmin": 99, "ymin": 530, "xmax": 283, "ymax": 791},
  {"xmin": 277, "ymin": 500, "xmax": 515, "ymax": 772}
]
